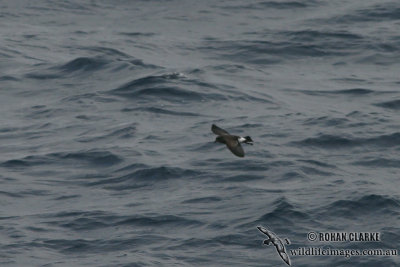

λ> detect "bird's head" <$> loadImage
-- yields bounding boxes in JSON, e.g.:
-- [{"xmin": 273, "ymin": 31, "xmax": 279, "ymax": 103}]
[{"xmin": 244, "ymin": 136, "xmax": 253, "ymax": 145}]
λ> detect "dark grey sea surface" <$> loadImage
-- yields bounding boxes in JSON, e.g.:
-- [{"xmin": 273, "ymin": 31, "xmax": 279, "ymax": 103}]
[{"xmin": 1, "ymin": 0, "xmax": 399, "ymax": 266}]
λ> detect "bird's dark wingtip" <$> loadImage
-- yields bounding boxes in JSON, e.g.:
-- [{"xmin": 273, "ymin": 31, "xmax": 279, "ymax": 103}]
[{"xmin": 257, "ymin": 226, "xmax": 265, "ymax": 233}]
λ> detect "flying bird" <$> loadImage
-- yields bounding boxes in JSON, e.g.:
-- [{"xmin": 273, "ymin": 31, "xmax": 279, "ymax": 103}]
[
  {"xmin": 257, "ymin": 226, "xmax": 291, "ymax": 266},
  {"xmin": 211, "ymin": 124, "xmax": 253, "ymax": 157}
]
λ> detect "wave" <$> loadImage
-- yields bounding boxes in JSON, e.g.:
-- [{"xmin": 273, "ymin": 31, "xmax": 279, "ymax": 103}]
[
  {"xmin": 281, "ymin": 30, "xmax": 397, "ymax": 62},
  {"xmin": 334, "ymin": 88, "xmax": 376, "ymax": 95},
  {"xmin": 121, "ymin": 107, "xmax": 201, "ymax": 117},
  {"xmin": 108, "ymin": 73, "xmax": 226, "ymax": 102},
  {"xmin": 281, "ymin": 171, "xmax": 308, "ymax": 180},
  {"xmin": 309, "ymin": 3, "xmax": 400, "ymax": 29},
  {"xmin": 1, "ymin": 150, "xmax": 122, "ymax": 168},
  {"xmin": 76, "ymin": 124, "xmax": 137, "ymax": 143},
  {"xmin": 319, "ymin": 195, "xmax": 400, "ymax": 218},
  {"xmin": 375, "ymin": 99, "xmax": 400, "ymax": 110},
  {"xmin": 0, "ymin": 190, "xmax": 21, "ymax": 198},
  {"xmin": 300, "ymin": 166, "xmax": 333, "ymax": 176},
  {"xmin": 43, "ymin": 210, "xmax": 203, "ymax": 231},
  {"xmin": 356, "ymin": 53, "xmax": 400, "ymax": 65},
  {"xmin": 169, "ymin": 232, "xmax": 258, "ymax": 253},
  {"xmin": 0, "ymin": 75, "xmax": 19, "ymax": 81},
  {"xmin": 294, "ymin": 135, "xmax": 355, "ymax": 148},
  {"xmin": 358, "ymin": 132, "xmax": 400, "ymax": 147},
  {"xmin": 220, "ymin": 174, "xmax": 265, "ymax": 182},
  {"xmin": 119, "ymin": 32, "xmax": 156, "ymax": 37},
  {"xmin": 88, "ymin": 166, "xmax": 202, "ymax": 190},
  {"xmin": 77, "ymin": 46, "xmax": 158, "ymax": 68},
  {"xmin": 114, "ymin": 86, "xmax": 203, "ymax": 99},
  {"xmin": 52, "ymin": 194, "xmax": 80, "ymax": 201},
  {"xmin": 285, "ymin": 30, "xmax": 363, "ymax": 42},
  {"xmin": 216, "ymin": 160, "xmax": 269, "ymax": 172},
  {"xmin": 303, "ymin": 116, "xmax": 349, "ymax": 127},
  {"xmin": 25, "ymin": 106, "xmax": 65, "ymax": 120},
  {"xmin": 0, "ymin": 189, "xmax": 49, "ymax": 200},
  {"xmin": 116, "ymin": 214, "xmax": 203, "ymax": 227},
  {"xmin": 277, "ymin": 29, "xmax": 366, "ymax": 55},
  {"xmin": 297, "ymin": 159, "xmax": 336, "ymax": 168},
  {"xmin": 62, "ymin": 93, "xmax": 117, "ymax": 105},
  {"xmin": 58, "ymin": 57, "xmax": 109, "ymax": 72},
  {"xmin": 79, "ymin": 46, "xmax": 135, "ymax": 58},
  {"xmin": 49, "ymin": 151, "xmax": 123, "ymax": 167},
  {"xmin": 294, "ymin": 132, "xmax": 400, "ymax": 148},
  {"xmin": 40, "ymin": 237, "xmax": 160, "ymax": 254},
  {"xmin": 222, "ymin": 1, "xmax": 316, "ymax": 10},
  {"xmin": 114, "ymin": 163, "xmax": 149, "ymax": 173},
  {"xmin": 25, "ymin": 48, "xmax": 159, "ymax": 80},
  {"xmin": 182, "ymin": 196, "xmax": 222, "ymax": 204},
  {"xmin": 340, "ymin": 3, "xmax": 400, "ymax": 23},
  {"xmin": 288, "ymin": 88, "xmax": 388, "ymax": 97},
  {"xmin": 353, "ymin": 158, "xmax": 400, "ymax": 168},
  {"xmin": 201, "ymin": 38, "xmax": 350, "ymax": 65},
  {"xmin": 24, "ymin": 72, "xmax": 61, "ymax": 80},
  {"xmin": 253, "ymin": 198, "xmax": 311, "ymax": 229}
]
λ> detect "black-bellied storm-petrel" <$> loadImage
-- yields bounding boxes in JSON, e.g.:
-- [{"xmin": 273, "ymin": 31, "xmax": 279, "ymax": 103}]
[
  {"xmin": 212, "ymin": 124, "xmax": 253, "ymax": 157},
  {"xmin": 257, "ymin": 226, "xmax": 291, "ymax": 266}
]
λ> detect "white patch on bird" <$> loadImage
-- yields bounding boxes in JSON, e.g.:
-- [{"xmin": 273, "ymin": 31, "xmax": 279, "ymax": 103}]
[{"xmin": 238, "ymin": 137, "xmax": 246, "ymax": 142}]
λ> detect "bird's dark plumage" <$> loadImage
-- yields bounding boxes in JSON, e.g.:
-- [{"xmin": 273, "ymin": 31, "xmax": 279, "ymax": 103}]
[
  {"xmin": 257, "ymin": 226, "xmax": 291, "ymax": 266},
  {"xmin": 211, "ymin": 124, "xmax": 229, "ymax": 136},
  {"xmin": 211, "ymin": 124, "xmax": 252, "ymax": 157}
]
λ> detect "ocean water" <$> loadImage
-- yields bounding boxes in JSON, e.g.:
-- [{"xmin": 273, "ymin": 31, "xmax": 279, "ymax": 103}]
[{"xmin": 1, "ymin": 0, "xmax": 399, "ymax": 266}]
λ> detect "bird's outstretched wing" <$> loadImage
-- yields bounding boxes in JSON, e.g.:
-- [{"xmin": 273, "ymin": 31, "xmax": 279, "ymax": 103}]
[
  {"xmin": 257, "ymin": 226, "xmax": 272, "ymax": 237},
  {"xmin": 211, "ymin": 124, "xmax": 230, "ymax": 136},
  {"xmin": 257, "ymin": 226, "xmax": 291, "ymax": 266},
  {"xmin": 225, "ymin": 136, "xmax": 245, "ymax": 157},
  {"xmin": 277, "ymin": 249, "xmax": 291, "ymax": 266}
]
